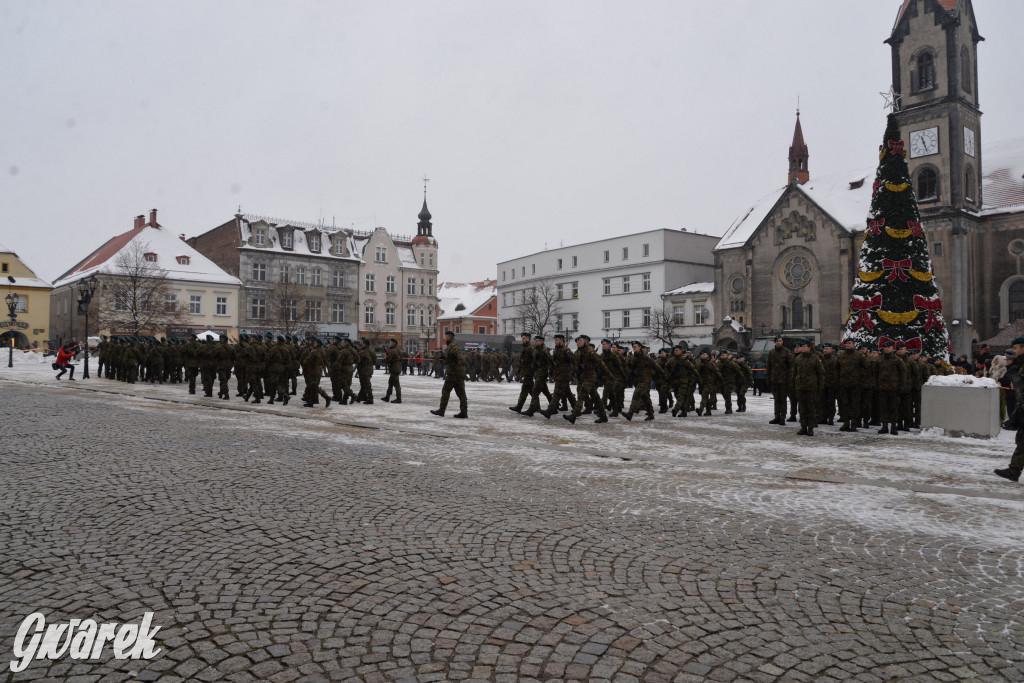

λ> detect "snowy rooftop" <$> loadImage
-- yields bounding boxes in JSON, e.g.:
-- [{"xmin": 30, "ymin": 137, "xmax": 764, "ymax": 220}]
[
  {"xmin": 438, "ymin": 280, "xmax": 496, "ymax": 320},
  {"xmin": 663, "ymin": 282, "xmax": 715, "ymax": 296},
  {"xmin": 1, "ymin": 242, "xmax": 52, "ymax": 288},
  {"xmin": 54, "ymin": 222, "xmax": 241, "ymax": 288},
  {"xmin": 981, "ymin": 136, "xmax": 1024, "ymax": 215}
]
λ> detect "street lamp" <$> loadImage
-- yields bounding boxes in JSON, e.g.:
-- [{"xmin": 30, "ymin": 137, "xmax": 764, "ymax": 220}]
[
  {"xmin": 77, "ymin": 274, "xmax": 99, "ymax": 379},
  {"xmin": 5, "ymin": 290, "xmax": 17, "ymax": 368}
]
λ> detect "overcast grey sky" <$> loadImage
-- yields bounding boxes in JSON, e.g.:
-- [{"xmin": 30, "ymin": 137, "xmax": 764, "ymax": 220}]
[{"xmin": 3, "ymin": 1, "xmax": 1023, "ymax": 285}]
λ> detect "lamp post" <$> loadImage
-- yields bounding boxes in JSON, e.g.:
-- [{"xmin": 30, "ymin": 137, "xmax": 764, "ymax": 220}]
[
  {"xmin": 5, "ymin": 290, "xmax": 17, "ymax": 368},
  {"xmin": 77, "ymin": 274, "xmax": 99, "ymax": 379}
]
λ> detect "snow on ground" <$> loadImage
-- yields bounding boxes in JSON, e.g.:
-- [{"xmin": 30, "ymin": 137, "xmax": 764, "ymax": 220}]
[{"xmin": 4, "ymin": 356, "xmax": 1022, "ymax": 548}]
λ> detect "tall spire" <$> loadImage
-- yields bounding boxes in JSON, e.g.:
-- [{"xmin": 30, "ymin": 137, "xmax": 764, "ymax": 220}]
[
  {"xmin": 788, "ymin": 109, "xmax": 810, "ymax": 185},
  {"xmin": 413, "ymin": 175, "xmax": 434, "ymax": 243}
]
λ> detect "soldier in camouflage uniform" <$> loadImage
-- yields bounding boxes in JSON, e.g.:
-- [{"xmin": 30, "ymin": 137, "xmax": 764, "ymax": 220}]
[
  {"xmin": 766, "ymin": 336, "xmax": 792, "ymax": 425},
  {"xmin": 356, "ymin": 337, "xmax": 375, "ymax": 403},
  {"xmin": 668, "ymin": 345, "xmax": 696, "ymax": 418},
  {"xmin": 599, "ymin": 339, "xmax": 622, "ymax": 417},
  {"xmin": 382, "ymin": 338, "xmax": 403, "ymax": 403},
  {"xmin": 211, "ymin": 334, "xmax": 233, "ymax": 400},
  {"xmin": 655, "ymin": 348, "xmax": 673, "ymax": 414},
  {"xmin": 896, "ymin": 341, "xmax": 917, "ymax": 431},
  {"xmin": 910, "ymin": 349, "xmax": 927, "ymax": 428},
  {"xmin": 300, "ymin": 337, "xmax": 332, "ymax": 408},
  {"xmin": 263, "ymin": 335, "xmax": 290, "ymax": 405},
  {"xmin": 623, "ymin": 342, "xmax": 665, "ymax": 422},
  {"xmin": 336, "ymin": 337, "xmax": 359, "ymax": 404},
  {"xmin": 563, "ymin": 334, "xmax": 608, "ymax": 424},
  {"xmin": 523, "ymin": 335, "xmax": 552, "ymax": 416},
  {"xmin": 835, "ymin": 338, "xmax": 865, "ymax": 431},
  {"xmin": 541, "ymin": 333, "xmax": 576, "ymax": 418},
  {"xmin": 875, "ymin": 340, "xmax": 906, "ymax": 434},
  {"xmin": 819, "ymin": 343, "xmax": 839, "ymax": 425},
  {"xmin": 431, "ymin": 331, "xmax": 468, "ymax": 418},
  {"xmin": 510, "ymin": 333, "xmax": 535, "ymax": 413},
  {"xmin": 695, "ymin": 348, "xmax": 723, "ymax": 417},
  {"xmin": 792, "ymin": 339, "xmax": 824, "ymax": 436},
  {"xmin": 995, "ymin": 337, "xmax": 1024, "ymax": 482},
  {"xmin": 717, "ymin": 350, "xmax": 740, "ymax": 415}
]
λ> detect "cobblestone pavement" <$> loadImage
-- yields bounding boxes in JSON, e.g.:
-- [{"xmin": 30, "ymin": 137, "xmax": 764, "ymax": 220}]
[{"xmin": 2, "ymin": 375, "xmax": 1023, "ymax": 682}]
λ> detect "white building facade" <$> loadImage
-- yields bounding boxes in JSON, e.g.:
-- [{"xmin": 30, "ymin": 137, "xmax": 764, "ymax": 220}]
[{"xmin": 497, "ymin": 229, "xmax": 718, "ymax": 343}]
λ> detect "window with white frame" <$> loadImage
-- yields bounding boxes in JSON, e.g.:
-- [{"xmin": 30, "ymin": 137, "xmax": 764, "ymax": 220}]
[
  {"xmin": 531, "ymin": 264, "xmax": 535, "ymax": 274},
  {"xmin": 603, "ymin": 311, "xmax": 611, "ymax": 329},
  {"xmin": 386, "ymin": 275, "xmax": 396, "ymax": 293},
  {"xmin": 622, "ymin": 247, "xmax": 629, "ymax": 260},
  {"xmin": 331, "ymin": 269, "xmax": 345, "ymax": 288},
  {"xmin": 189, "ymin": 294, "xmax": 203, "ymax": 315},
  {"xmin": 279, "ymin": 265, "xmax": 290, "ymax": 283},
  {"xmin": 365, "ymin": 273, "xmax": 375, "ymax": 292},
  {"xmin": 375, "ymin": 246, "xmax": 387, "ymax": 262},
  {"xmin": 556, "ymin": 258, "xmax": 563, "ymax": 270},
  {"xmin": 311, "ymin": 268, "xmax": 322, "ymax": 286},
  {"xmin": 642, "ymin": 273, "xmax": 651, "ymax": 291},
  {"xmin": 622, "ymin": 276, "xmax": 631, "ymax": 293},
  {"xmin": 571, "ymin": 313, "xmax": 578, "ymax": 330},
  {"xmin": 407, "ymin": 277, "xmax": 416, "ymax": 295},
  {"xmin": 164, "ymin": 293, "xmax": 178, "ymax": 313},
  {"xmin": 285, "ymin": 299, "xmax": 298, "ymax": 322},
  {"xmin": 419, "ymin": 309, "xmax": 425, "ymax": 326},
  {"xmin": 429, "ymin": 254, "xmax": 433, "ymax": 267},
  {"xmin": 251, "ymin": 262, "xmax": 266, "ymax": 281},
  {"xmin": 215, "ymin": 296, "xmax": 228, "ymax": 316},
  {"xmin": 694, "ymin": 302, "xmax": 710, "ymax": 325},
  {"xmin": 386, "ymin": 304, "xmax": 396, "ymax": 325},
  {"xmin": 571, "ymin": 255, "xmax": 578, "ymax": 268},
  {"xmin": 295, "ymin": 266, "xmax": 306, "ymax": 285},
  {"xmin": 420, "ymin": 278, "xmax": 425, "ymax": 295},
  {"xmin": 603, "ymin": 278, "xmax": 611, "ymax": 295},
  {"xmin": 427, "ymin": 309, "xmax": 433, "ymax": 325},
  {"xmin": 330, "ymin": 302, "xmax": 345, "ymax": 323},
  {"xmin": 308, "ymin": 233, "xmax": 321, "ymax": 252},
  {"xmin": 253, "ymin": 228, "xmax": 266, "ymax": 247},
  {"xmin": 364, "ymin": 305, "xmax": 375, "ymax": 324},
  {"xmin": 420, "ymin": 253, "xmax": 425, "ymax": 265},
  {"xmin": 113, "ymin": 289, "xmax": 129, "ymax": 312},
  {"xmin": 672, "ymin": 305, "xmax": 685, "ymax": 325},
  {"xmin": 144, "ymin": 253, "xmax": 157, "ymax": 262},
  {"xmin": 251, "ymin": 297, "xmax": 266, "ymax": 320},
  {"xmin": 305, "ymin": 300, "xmax": 322, "ymax": 322},
  {"xmin": 428, "ymin": 279, "xmax": 434, "ymax": 295},
  {"xmin": 407, "ymin": 308, "xmax": 416, "ymax": 326},
  {"xmin": 642, "ymin": 243, "xmax": 650, "ymax": 257},
  {"xmin": 603, "ymin": 250, "xmax": 610, "ymax": 263},
  {"xmin": 622, "ymin": 310, "xmax": 631, "ymax": 328},
  {"xmin": 556, "ymin": 284, "xmax": 564, "ymax": 300},
  {"xmin": 570, "ymin": 281, "xmax": 578, "ymax": 299},
  {"xmin": 555, "ymin": 316, "xmax": 563, "ymax": 331},
  {"xmin": 642, "ymin": 308, "xmax": 651, "ymax": 327},
  {"xmin": 280, "ymin": 230, "xmax": 293, "ymax": 249}
]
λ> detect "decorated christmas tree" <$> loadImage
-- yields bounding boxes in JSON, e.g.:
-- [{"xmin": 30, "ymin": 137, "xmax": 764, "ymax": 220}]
[{"xmin": 844, "ymin": 112, "xmax": 950, "ymax": 361}]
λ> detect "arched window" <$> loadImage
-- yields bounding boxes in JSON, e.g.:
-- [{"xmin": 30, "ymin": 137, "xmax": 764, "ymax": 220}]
[
  {"xmin": 780, "ymin": 305, "xmax": 788, "ymax": 330},
  {"xmin": 792, "ymin": 298, "xmax": 804, "ymax": 329},
  {"xmin": 961, "ymin": 47, "xmax": 972, "ymax": 94},
  {"xmin": 916, "ymin": 52, "xmax": 936, "ymax": 92},
  {"xmin": 965, "ymin": 166, "xmax": 975, "ymax": 202},
  {"xmin": 1010, "ymin": 281, "xmax": 1024, "ymax": 322},
  {"xmin": 917, "ymin": 168, "xmax": 938, "ymax": 200}
]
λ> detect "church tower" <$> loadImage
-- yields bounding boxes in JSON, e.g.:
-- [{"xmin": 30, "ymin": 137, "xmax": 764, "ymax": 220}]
[
  {"xmin": 887, "ymin": 0, "xmax": 983, "ymax": 215},
  {"xmin": 787, "ymin": 110, "xmax": 810, "ymax": 185}
]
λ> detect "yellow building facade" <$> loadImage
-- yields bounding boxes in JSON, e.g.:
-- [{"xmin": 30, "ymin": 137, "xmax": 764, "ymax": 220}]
[{"xmin": 0, "ymin": 241, "xmax": 53, "ymax": 350}]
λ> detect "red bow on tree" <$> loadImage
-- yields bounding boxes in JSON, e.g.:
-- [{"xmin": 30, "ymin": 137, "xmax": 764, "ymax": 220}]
[
  {"xmin": 913, "ymin": 295, "xmax": 944, "ymax": 331},
  {"xmin": 851, "ymin": 294, "xmax": 882, "ymax": 331},
  {"xmin": 882, "ymin": 258, "xmax": 912, "ymax": 281},
  {"xmin": 867, "ymin": 218, "xmax": 885, "ymax": 236},
  {"xmin": 888, "ymin": 140, "xmax": 906, "ymax": 156},
  {"xmin": 907, "ymin": 220, "xmax": 924, "ymax": 236},
  {"xmin": 872, "ymin": 179, "xmax": 883, "ymax": 198},
  {"xmin": 879, "ymin": 336, "xmax": 922, "ymax": 352}
]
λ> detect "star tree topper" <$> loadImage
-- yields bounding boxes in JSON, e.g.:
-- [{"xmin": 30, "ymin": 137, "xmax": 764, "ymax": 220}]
[{"xmin": 880, "ymin": 85, "xmax": 902, "ymax": 113}]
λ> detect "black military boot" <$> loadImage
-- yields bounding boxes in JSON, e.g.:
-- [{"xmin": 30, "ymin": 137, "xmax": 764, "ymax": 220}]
[
  {"xmin": 622, "ymin": 412, "xmax": 633, "ymax": 422},
  {"xmin": 324, "ymin": 396, "xmax": 331, "ymax": 408},
  {"xmin": 522, "ymin": 408, "xmax": 535, "ymax": 417},
  {"xmin": 644, "ymin": 414, "xmax": 655, "ymax": 422},
  {"xmin": 994, "ymin": 468, "xmax": 1020, "ymax": 482},
  {"xmin": 540, "ymin": 409, "xmax": 553, "ymax": 419},
  {"xmin": 392, "ymin": 398, "xmax": 402, "ymax": 404},
  {"xmin": 381, "ymin": 395, "xmax": 391, "ymax": 403},
  {"xmin": 563, "ymin": 413, "xmax": 577, "ymax": 424},
  {"xmin": 806, "ymin": 428, "xmax": 814, "ymax": 436},
  {"xmin": 890, "ymin": 426, "xmax": 899, "ymax": 435},
  {"xmin": 282, "ymin": 394, "xmax": 290, "ymax": 406},
  {"xmin": 594, "ymin": 416, "xmax": 608, "ymax": 423},
  {"xmin": 430, "ymin": 409, "xmax": 444, "ymax": 416},
  {"xmin": 787, "ymin": 415, "xmax": 797, "ymax": 422},
  {"xmin": 724, "ymin": 409, "xmax": 733, "ymax": 415},
  {"xmin": 877, "ymin": 425, "xmax": 889, "ymax": 434},
  {"xmin": 509, "ymin": 405, "xmax": 522, "ymax": 413},
  {"xmin": 797, "ymin": 426, "xmax": 808, "ymax": 435},
  {"xmin": 839, "ymin": 421, "xmax": 850, "ymax": 432}
]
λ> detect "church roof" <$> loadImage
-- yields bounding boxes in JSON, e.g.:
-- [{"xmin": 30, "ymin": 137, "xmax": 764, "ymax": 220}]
[
  {"xmin": 893, "ymin": 0, "xmax": 960, "ymax": 30},
  {"xmin": 981, "ymin": 136, "xmax": 1024, "ymax": 215}
]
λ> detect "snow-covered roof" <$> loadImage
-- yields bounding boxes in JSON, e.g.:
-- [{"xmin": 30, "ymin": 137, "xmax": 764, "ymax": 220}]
[
  {"xmin": 239, "ymin": 214, "xmax": 364, "ymax": 262},
  {"xmin": 663, "ymin": 282, "xmax": 714, "ymax": 296},
  {"xmin": 0, "ymin": 242, "xmax": 52, "ymax": 288},
  {"xmin": 981, "ymin": 136, "xmax": 1024, "ymax": 215},
  {"xmin": 437, "ymin": 280, "xmax": 497, "ymax": 321},
  {"xmin": 54, "ymin": 223, "xmax": 240, "ymax": 288},
  {"xmin": 715, "ymin": 167, "xmax": 875, "ymax": 251}
]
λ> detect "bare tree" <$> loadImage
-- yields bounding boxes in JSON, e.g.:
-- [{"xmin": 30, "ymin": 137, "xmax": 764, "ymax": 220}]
[
  {"xmin": 94, "ymin": 241, "xmax": 191, "ymax": 335},
  {"xmin": 647, "ymin": 307, "xmax": 687, "ymax": 349},
  {"xmin": 267, "ymin": 275, "xmax": 304, "ymax": 336},
  {"xmin": 514, "ymin": 278, "xmax": 561, "ymax": 337}
]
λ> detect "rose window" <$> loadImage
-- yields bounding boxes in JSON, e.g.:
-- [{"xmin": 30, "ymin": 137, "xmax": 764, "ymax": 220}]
[{"xmin": 782, "ymin": 255, "xmax": 812, "ymax": 289}]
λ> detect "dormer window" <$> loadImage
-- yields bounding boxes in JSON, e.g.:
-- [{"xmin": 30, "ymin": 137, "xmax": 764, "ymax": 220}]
[
  {"xmin": 308, "ymin": 232, "xmax": 321, "ymax": 253},
  {"xmin": 280, "ymin": 230, "xmax": 293, "ymax": 249},
  {"xmin": 332, "ymin": 236, "xmax": 347, "ymax": 256},
  {"xmin": 253, "ymin": 227, "xmax": 266, "ymax": 247},
  {"xmin": 176, "ymin": 255, "xmax": 190, "ymax": 265},
  {"xmin": 144, "ymin": 252, "xmax": 157, "ymax": 262}
]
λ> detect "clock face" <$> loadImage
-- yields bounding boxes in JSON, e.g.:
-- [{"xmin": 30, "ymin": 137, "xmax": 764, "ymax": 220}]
[
  {"xmin": 910, "ymin": 127, "xmax": 939, "ymax": 158},
  {"xmin": 964, "ymin": 127, "xmax": 976, "ymax": 157}
]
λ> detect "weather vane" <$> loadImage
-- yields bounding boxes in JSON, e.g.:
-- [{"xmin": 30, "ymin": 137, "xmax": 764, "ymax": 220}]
[
  {"xmin": 880, "ymin": 85, "xmax": 902, "ymax": 112},
  {"xmin": 422, "ymin": 174, "xmax": 430, "ymax": 198}
]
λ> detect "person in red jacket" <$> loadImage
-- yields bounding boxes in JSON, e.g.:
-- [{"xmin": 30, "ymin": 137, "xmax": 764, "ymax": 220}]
[{"xmin": 55, "ymin": 343, "xmax": 76, "ymax": 380}]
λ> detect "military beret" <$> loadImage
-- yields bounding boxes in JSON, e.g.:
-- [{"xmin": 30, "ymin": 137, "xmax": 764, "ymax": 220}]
[
  {"xmin": 822, "ymin": 342, "xmax": 833, "ymax": 348},
  {"xmin": 894, "ymin": 340, "xmax": 906, "ymax": 348},
  {"xmin": 189, "ymin": 333, "xmax": 198, "ymax": 339},
  {"xmin": 1012, "ymin": 337, "xmax": 1024, "ymax": 346},
  {"xmin": 220, "ymin": 334, "xmax": 228, "ymax": 340},
  {"xmin": 882, "ymin": 340, "xmax": 894, "ymax": 348},
  {"xmin": 534, "ymin": 335, "xmax": 545, "ymax": 341},
  {"xmin": 601, "ymin": 338, "xmax": 611, "ymax": 344},
  {"xmin": 389, "ymin": 337, "xmax": 398, "ymax": 344},
  {"xmin": 577, "ymin": 334, "xmax": 590, "ymax": 341},
  {"xmin": 673, "ymin": 344, "xmax": 682, "ymax": 350},
  {"xmin": 554, "ymin": 333, "xmax": 565, "ymax": 340},
  {"xmin": 699, "ymin": 347, "xmax": 710, "ymax": 354},
  {"xmin": 521, "ymin": 332, "xmax": 531, "ymax": 338},
  {"xmin": 774, "ymin": 335, "xmax": 784, "ymax": 341},
  {"xmin": 444, "ymin": 330, "xmax": 455, "ymax": 337},
  {"xmin": 630, "ymin": 340, "xmax": 642, "ymax": 347},
  {"xmin": 341, "ymin": 337, "xmax": 352, "ymax": 344}
]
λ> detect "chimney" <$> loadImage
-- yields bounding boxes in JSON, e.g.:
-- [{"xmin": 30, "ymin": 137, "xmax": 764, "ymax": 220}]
[
  {"xmin": 135, "ymin": 215, "xmax": 145, "ymax": 229},
  {"xmin": 149, "ymin": 208, "xmax": 158, "ymax": 227}
]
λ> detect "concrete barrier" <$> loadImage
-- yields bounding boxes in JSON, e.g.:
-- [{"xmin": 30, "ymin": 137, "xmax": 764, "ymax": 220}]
[{"xmin": 921, "ymin": 384, "xmax": 1001, "ymax": 438}]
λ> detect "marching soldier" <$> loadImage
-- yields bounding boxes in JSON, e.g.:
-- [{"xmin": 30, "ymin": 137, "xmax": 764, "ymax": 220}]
[
  {"xmin": 336, "ymin": 337, "xmax": 359, "ymax": 404},
  {"xmin": 265, "ymin": 335, "xmax": 290, "ymax": 405},
  {"xmin": 356, "ymin": 337, "xmax": 375, "ymax": 403},
  {"xmin": 431, "ymin": 331, "xmax": 468, "ymax": 418},
  {"xmin": 523, "ymin": 335, "xmax": 551, "ymax": 416},
  {"xmin": 510, "ymin": 332, "xmax": 535, "ymax": 413},
  {"xmin": 656, "ymin": 348, "xmax": 673, "ymax": 414},
  {"xmin": 599, "ymin": 339, "xmax": 622, "ymax": 416},
  {"xmin": 836, "ymin": 338, "xmax": 865, "ymax": 432},
  {"xmin": 694, "ymin": 348, "xmax": 723, "ymax": 417},
  {"xmin": 212, "ymin": 334, "xmax": 233, "ymax": 400},
  {"xmin": 300, "ymin": 337, "xmax": 332, "ymax": 408},
  {"xmin": 623, "ymin": 342, "xmax": 665, "ymax": 422},
  {"xmin": 820, "ymin": 343, "xmax": 839, "ymax": 425},
  {"xmin": 718, "ymin": 350, "xmax": 740, "ymax": 415},
  {"xmin": 381, "ymin": 338, "xmax": 403, "ymax": 403},
  {"xmin": 541, "ymin": 333, "xmax": 576, "ymax": 418},
  {"xmin": 564, "ymin": 334, "xmax": 608, "ymax": 424},
  {"xmin": 734, "ymin": 354, "xmax": 753, "ymax": 412}
]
